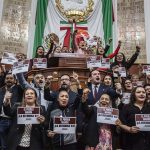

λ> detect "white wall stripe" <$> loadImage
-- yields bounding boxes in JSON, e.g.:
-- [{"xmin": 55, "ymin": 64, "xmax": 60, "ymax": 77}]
[
  {"xmin": 27, "ymin": 0, "xmax": 38, "ymax": 58},
  {"xmin": 144, "ymin": 0, "xmax": 150, "ymax": 63},
  {"xmin": 0, "ymin": 0, "xmax": 4, "ymax": 25}
]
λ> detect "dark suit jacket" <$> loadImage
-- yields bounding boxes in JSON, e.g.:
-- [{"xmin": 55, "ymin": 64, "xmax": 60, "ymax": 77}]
[
  {"xmin": 87, "ymin": 84, "xmax": 119, "ymax": 105},
  {"xmin": 0, "ymin": 85, "xmax": 23, "ymax": 114},
  {"xmin": 3, "ymin": 104, "xmax": 46, "ymax": 150}
]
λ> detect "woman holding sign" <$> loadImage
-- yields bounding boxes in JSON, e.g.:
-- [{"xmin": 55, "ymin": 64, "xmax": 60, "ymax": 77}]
[
  {"xmin": 32, "ymin": 39, "xmax": 56, "ymax": 68},
  {"xmin": 3, "ymin": 88, "xmax": 46, "ymax": 150},
  {"xmin": 47, "ymin": 88, "xmax": 79, "ymax": 150},
  {"xmin": 119, "ymin": 86, "xmax": 150, "ymax": 149},
  {"xmin": 81, "ymin": 88, "xmax": 119, "ymax": 150}
]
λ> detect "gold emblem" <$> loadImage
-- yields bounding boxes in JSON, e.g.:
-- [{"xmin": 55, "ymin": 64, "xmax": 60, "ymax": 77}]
[
  {"xmin": 44, "ymin": 33, "xmax": 59, "ymax": 50},
  {"xmin": 55, "ymin": 0, "xmax": 94, "ymax": 22}
]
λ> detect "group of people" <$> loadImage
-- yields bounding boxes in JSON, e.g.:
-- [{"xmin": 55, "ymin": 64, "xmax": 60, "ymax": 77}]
[{"xmin": 0, "ymin": 36, "xmax": 150, "ymax": 150}]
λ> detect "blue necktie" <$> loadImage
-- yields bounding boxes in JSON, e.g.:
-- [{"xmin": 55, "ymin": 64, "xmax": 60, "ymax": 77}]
[
  {"xmin": 94, "ymin": 85, "xmax": 98, "ymax": 101},
  {"xmin": 38, "ymin": 88, "xmax": 42, "ymax": 105}
]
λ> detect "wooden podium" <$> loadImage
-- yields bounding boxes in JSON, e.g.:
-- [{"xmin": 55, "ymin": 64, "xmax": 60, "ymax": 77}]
[
  {"xmin": 26, "ymin": 56, "xmax": 107, "ymax": 91},
  {"xmin": 58, "ymin": 57, "xmax": 87, "ymax": 68}
]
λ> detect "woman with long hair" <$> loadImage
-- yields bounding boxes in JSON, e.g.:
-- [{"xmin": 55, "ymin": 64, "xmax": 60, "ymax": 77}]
[
  {"xmin": 103, "ymin": 74, "xmax": 113, "ymax": 87},
  {"xmin": 110, "ymin": 46, "xmax": 140, "ymax": 71},
  {"xmin": 3, "ymin": 88, "xmax": 46, "ymax": 150},
  {"xmin": 32, "ymin": 40, "xmax": 56, "ymax": 68},
  {"xmin": 119, "ymin": 86, "xmax": 150, "ymax": 149}
]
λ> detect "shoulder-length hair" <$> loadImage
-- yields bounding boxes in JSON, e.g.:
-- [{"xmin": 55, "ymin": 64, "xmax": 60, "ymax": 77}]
[
  {"xmin": 114, "ymin": 52, "xmax": 126, "ymax": 64},
  {"xmin": 129, "ymin": 86, "xmax": 146, "ymax": 105},
  {"xmin": 21, "ymin": 88, "xmax": 39, "ymax": 107},
  {"xmin": 35, "ymin": 45, "xmax": 45, "ymax": 58},
  {"xmin": 103, "ymin": 74, "xmax": 113, "ymax": 87}
]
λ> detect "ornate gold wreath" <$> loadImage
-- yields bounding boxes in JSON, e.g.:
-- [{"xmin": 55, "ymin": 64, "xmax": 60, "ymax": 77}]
[{"xmin": 55, "ymin": 0, "xmax": 94, "ymax": 22}]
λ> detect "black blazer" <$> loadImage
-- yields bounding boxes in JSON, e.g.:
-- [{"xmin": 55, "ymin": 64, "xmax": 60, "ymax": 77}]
[
  {"xmin": 0, "ymin": 85, "xmax": 23, "ymax": 114},
  {"xmin": 3, "ymin": 104, "xmax": 46, "ymax": 150},
  {"xmin": 87, "ymin": 84, "xmax": 119, "ymax": 105}
]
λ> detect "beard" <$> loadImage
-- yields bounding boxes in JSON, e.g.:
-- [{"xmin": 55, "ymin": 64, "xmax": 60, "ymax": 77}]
[
  {"xmin": 6, "ymin": 82, "xmax": 14, "ymax": 88},
  {"xmin": 36, "ymin": 82, "xmax": 45, "ymax": 88},
  {"xmin": 61, "ymin": 84, "xmax": 69, "ymax": 90}
]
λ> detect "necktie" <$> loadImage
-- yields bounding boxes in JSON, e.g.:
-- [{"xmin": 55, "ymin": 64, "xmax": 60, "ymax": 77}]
[
  {"xmin": 38, "ymin": 88, "xmax": 42, "ymax": 105},
  {"xmin": 94, "ymin": 85, "xmax": 98, "ymax": 101}
]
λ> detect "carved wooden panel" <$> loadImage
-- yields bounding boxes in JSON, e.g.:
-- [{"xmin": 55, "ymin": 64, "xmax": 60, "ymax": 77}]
[
  {"xmin": 0, "ymin": 0, "xmax": 31, "ymax": 57},
  {"xmin": 117, "ymin": 0, "xmax": 146, "ymax": 63}
]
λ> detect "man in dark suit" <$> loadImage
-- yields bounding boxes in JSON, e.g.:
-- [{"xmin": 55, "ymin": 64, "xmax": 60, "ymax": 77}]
[
  {"xmin": 46, "ymin": 74, "xmax": 80, "ymax": 109},
  {"xmin": 0, "ymin": 73, "xmax": 23, "ymax": 149},
  {"xmin": 87, "ymin": 69, "xmax": 122, "ymax": 105}
]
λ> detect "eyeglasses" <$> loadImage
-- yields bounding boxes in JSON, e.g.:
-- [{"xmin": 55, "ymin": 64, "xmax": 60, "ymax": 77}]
[
  {"xmin": 125, "ymin": 82, "xmax": 132, "ymax": 84},
  {"xmin": 61, "ymin": 78, "xmax": 70, "ymax": 81},
  {"xmin": 145, "ymin": 88, "xmax": 150, "ymax": 91},
  {"xmin": 46, "ymin": 78, "xmax": 53, "ymax": 80},
  {"xmin": 35, "ymin": 76, "xmax": 44, "ymax": 80}
]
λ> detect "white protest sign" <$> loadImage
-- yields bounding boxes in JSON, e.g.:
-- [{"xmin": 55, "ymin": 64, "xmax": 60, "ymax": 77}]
[
  {"xmin": 33, "ymin": 58, "xmax": 47, "ymax": 68},
  {"xmin": 17, "ymin": 107, "xmax": 40, "ymax": 124},
  {"xmin": 100, "ymin": 58, "xmax": 110, "ymax": 69},
  {"xmin": 146, "ymin": 71, "xmax": 150, "ymax": 75},
  {"xmin": 86, "ymin": 56, "xmax": 101, "ymax": 68},
  {"xmin": 1, "ymin": 52, "xmax": 17, "ymax": 65},
  {"xmin": 113, "ymin": 67, "xmax": 126, "ymax": 77},
  {"xmin": 142, "ymin": 65, "xmax": 150, "ymax": 74},
  {"xmin": 122, "ymin": 93, "xmax": 131, "ymax": 104},
  {"xmin": 132, "ymin": 81, "xmax": 144, "ymax": 87},
  {"xmin": 12, "ymin": 59, "xmax": 30, "ymax": 74},
  {"xmin": 97, "ymin": 107, "xmax": 119, "ymax": 125},
  {"xmin": 135, "ymin": 114, "xmax": 150, "ymax": 131},
  {"xmin": 86, "ymin": 37, "xmax": 97, "ymax": 47},
  {"xmin": 119, "ymin": 67, "xmax": 126, "ymax": 77},
  {"xmin": 53, "ymin": 117, "xmax": 76, "ymax": 134}
]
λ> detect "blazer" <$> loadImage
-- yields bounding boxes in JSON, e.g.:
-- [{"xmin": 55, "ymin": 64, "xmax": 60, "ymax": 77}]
[
  {"xmin": 0, "ymin": 85, "xmax": 23, "ymax": 114},
  {"xmin": 3, "ymin": 104, "xmax": 46, "ymax": 150},
  {"xmin": 87, "ymin": 84, "xmax": 119, "ymax": 105}
]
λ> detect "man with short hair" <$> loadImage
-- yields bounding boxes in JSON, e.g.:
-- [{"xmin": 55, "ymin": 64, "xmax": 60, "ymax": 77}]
[
  {"xmin": 45, "ymin": 75, "xmax": 53, "ymax": 89},
  {"xmin": 34, "ymin": 73, "xmax": 46, "ymax": 88},
  {"xmin": 46, "ymin": 74, "xmax": 79, "ymax": 107},
  {"xmin": 16, "ymin": 72, "xmax": 53, "ymax": 110},
  {"xmin": 0, "ymin": 73, "xmax": 23, "ymax": 149},
  {"xmin": 60, "ymin": 74, "xmax": 71, "ymax": 90},
  {"xmin": 86, "ymin": 69, "xmax": 122, "ymax": 105}
]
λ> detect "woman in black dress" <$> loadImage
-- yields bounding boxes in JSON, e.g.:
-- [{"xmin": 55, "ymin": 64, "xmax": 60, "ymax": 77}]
[{"xmin": 119, "ymin": 86, "xmax": 150, "ymax": 150}]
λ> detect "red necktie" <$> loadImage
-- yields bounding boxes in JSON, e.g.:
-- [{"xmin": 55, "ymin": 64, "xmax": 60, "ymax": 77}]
[{"xmin": 94, "ymin": 85, "xmax": 98, "ymax": 100}]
